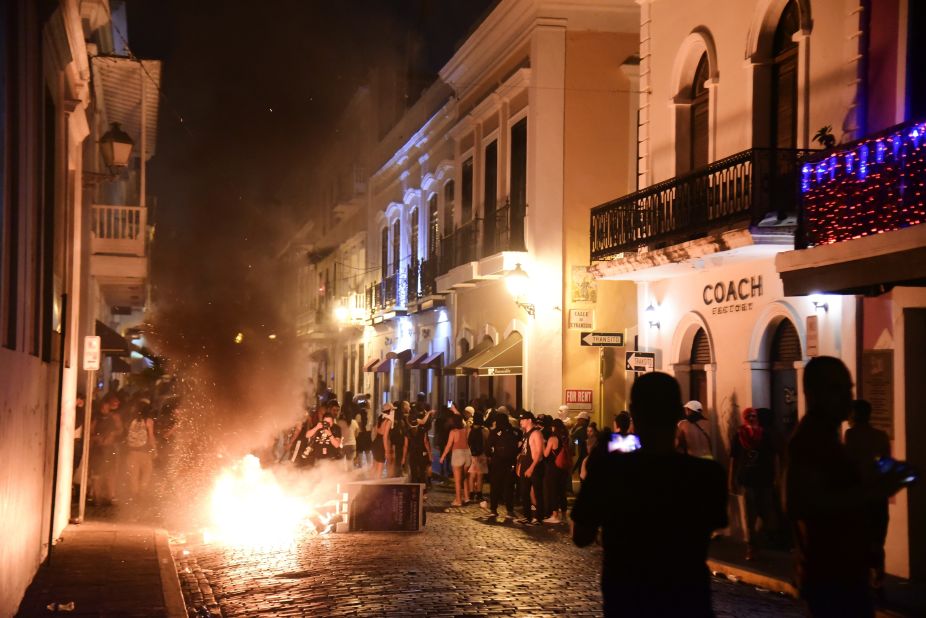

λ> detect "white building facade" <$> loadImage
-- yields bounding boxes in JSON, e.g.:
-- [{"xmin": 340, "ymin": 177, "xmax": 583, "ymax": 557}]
[{"xmin": 591, "ymin": 0, "xmax": 923, "ymax": 578}]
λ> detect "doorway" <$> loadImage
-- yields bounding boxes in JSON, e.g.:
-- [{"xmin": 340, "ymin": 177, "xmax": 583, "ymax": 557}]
[{"xmin": 769, "ymin": 319, "xmax": 801, "ymax": 439}]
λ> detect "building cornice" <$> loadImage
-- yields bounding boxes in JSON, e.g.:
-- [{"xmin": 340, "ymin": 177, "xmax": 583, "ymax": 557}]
[{"xmin": 439, "ymin": 0, "xmax": 638, "ymax": 100}]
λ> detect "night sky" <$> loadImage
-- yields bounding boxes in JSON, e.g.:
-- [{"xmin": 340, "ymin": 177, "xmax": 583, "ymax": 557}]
[{"xmin": 125, "ymin": 0, "xmax": 495, "ymax": 399}]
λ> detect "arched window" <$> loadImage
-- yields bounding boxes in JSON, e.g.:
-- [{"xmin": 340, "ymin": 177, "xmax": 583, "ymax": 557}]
[
  {"xmin": 443, "ymin": 180, "xmax": 455, "ymax": 234},
  {"xmin": 391, "ymin": 219, "xmax": 401, "ymax": 275},
  {"xmin": 689, "ymin": 327, "xmax": 712, "ymax": 405},
  {"xmin": 690, "ymin": 54, "xmax": 710, "ymax": 170},
  {"xmin": 409, "ymin": 207, "xmax": 419, "ymax": 269},
  {"xmin": 380, "ymin": 227, "xmax": 389, "ymax": 279},
  {"xmin": 771, "ymin": 0, "xmax": 800, "ymax": 148},
  {"xmin": 427, "ymin": 194, "xmax": 439, "ymax": 258}
]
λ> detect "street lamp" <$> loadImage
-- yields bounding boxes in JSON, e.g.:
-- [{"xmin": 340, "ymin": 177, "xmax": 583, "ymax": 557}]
[
  {"xmin": 99, "ymin": 122, "xmax": 134, "ymax": 169},
  {"xmin": 505, "ymin": 263, "xmax": 535, "ymax": 317},
  {"xmin": 645, "ymin": 302, "xmax": 660, "ymax": 329}
]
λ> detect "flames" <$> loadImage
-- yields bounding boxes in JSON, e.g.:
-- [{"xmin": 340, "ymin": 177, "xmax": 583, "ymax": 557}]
[{"xmin": 203, "ymin": 455, "xmax": 341, "ymax": 548}]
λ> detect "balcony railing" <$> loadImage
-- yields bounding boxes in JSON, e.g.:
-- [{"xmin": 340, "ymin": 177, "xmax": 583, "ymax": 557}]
[
  {"xmin": 90, "ymin": 204, "xmax": 147, "ymax": 256},
  {"xmin": 485, "ymin": 201, "xmax": 527, "ymax": 255},
  {"xmin": 420, "ymin": 257, "xmax": 438, "ymax": 296},
  {"xmin": 407, "ymin": 260, "xmax": 420, "ymax": 300},
  {"xmin": 797, "ymin": 119, "xmax": 926, "ymax": 248},
  {"xmin": 384, "ymin": 273, "xmax": 397, "ymax": 307},
  {"xmin": 439, "ymin": 218, "xmax": 482, "ymax": 273},
  {"xmin": 590, "ymin": 149, "xmax": 807, "ymax": 261}
]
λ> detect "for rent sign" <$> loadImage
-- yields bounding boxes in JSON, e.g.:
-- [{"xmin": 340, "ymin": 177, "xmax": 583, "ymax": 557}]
[{"xmin": 564, "ymin": 389, "xmax": 593, "ymax": 410}]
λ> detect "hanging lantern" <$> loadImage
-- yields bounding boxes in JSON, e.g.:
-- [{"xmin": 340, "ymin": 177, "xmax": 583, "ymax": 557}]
[{"xmin": 99, "ymin": 122, "xmax": 134, "ymax": 168}]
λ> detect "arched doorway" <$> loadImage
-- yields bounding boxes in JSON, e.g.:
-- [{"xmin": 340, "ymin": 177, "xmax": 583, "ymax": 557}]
[
  {"xmin": 769, "ymin": 318, "xmax": 801, "ymax": 438},
  {"xmin": 770, "ymin": 0, "xmax": 800, "ymax": 148},
  {"xmin": 689, "ymin": 327, "xmax": 712, "ymax": 405},
  {"xmin": 690, "ymin": 53, "xmax": 710, "ymax": 170}
]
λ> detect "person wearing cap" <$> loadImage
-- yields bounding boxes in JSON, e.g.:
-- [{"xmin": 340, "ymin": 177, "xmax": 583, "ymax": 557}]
[
  {"xmin": 516, "ymin": 411, "xmax": 545, "ymax": 525},
  {"xmin": 370, "ymin": 403, "xmax": 394, "ymax": 480},
  {"xmin": 676, "ymin": 400, "xmax": 713, "ymax": 459}
]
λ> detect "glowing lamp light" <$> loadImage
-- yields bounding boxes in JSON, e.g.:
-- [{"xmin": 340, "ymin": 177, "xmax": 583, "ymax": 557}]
[
  {"xmin": 333, "ymin": 305, "xmax": 349, "ymax": 323},
  {"xmin": 268, "ymin": 333, "xmax": 277, "ymax": 340},
  {"xmin": 505, "ymin": 263, "xmax": 535, "ymax": 317},
  {"xmin": 99, "ymin": 122, "xmax": 134, "ymax": 169},
  {"xmin": 234, "ymin": 332, "xmax": 244, "ymax": 344},
  {"xmin": 810, "ymin": 294, "xmax": 829, "ymax": 313},
  {"xmin": 645, "ymin": 302, "xmax": 660, "ymax": 329}
]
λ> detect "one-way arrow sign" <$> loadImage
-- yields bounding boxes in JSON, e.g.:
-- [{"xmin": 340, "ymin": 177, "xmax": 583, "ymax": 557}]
[
  {"xmin": 625, "ymin": 351, "xmax": 655, "ymax": 372},
  {"xmin": 580, "ymin": 332, "xmax": 624, "ymax": 347}
]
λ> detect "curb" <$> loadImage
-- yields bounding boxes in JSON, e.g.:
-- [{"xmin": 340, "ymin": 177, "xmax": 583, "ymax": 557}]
[
  {"xmin": 707, "ymin": 558, "xmax": 798, "ymax": 597},
  {"xmin": 155, "ymin": 528, "xmax": 187, "ymax": 618},
  {"xmin": 707, "ymin": 559, "xmax": 912, "ymax": 618}
]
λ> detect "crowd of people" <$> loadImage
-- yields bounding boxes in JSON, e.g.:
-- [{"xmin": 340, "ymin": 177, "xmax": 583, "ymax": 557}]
[
  {"xmin": 281, "ymin": 357, "xmax": 911, "ymax": 618},
  {"xmin": 73, "ymin": 377, "xmax": 181, "ymax": 508}
]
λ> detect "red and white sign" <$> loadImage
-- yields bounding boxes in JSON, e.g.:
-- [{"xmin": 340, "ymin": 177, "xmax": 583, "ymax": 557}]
[{"xmin": 564, "ymin": 389, "xmax": 593, "ymax": 410}]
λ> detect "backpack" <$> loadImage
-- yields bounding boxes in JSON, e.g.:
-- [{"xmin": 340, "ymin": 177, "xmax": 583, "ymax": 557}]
[
  {"xmin": 490, "ymin": 428, "xmax": 517, "ymax": 462},
  {"xmin": 126, "ymin": 417, "xmax": 148, "ymax": 448},
  {"xmin": 469, "ymin": 426, "xmax": 486, "ymax": 456}
]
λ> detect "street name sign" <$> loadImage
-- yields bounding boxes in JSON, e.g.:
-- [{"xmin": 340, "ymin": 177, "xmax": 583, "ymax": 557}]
[
  {"xmin": 625, "ymin": 351, "xmax": 655, "ymax": 373},
  {"xmin": 83, "ymin": 335, "xmax": 101, "ymax": 371},
  {"xmin": 568, "ymin": 308, "xmax": 595, "ymax": 330},
  {"xmin": 580, "ymin": 332, "xmax": 624, "ymax": 347}
]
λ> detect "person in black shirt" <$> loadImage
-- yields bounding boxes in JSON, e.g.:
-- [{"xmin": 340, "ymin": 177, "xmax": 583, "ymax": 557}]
[
  {"xmin": 485, "ymin": 409, "xmax": 519, "ymax": 519},
  {"xmin": 305, "ymin": 409, "xmax": 343, "ymax": 463},
  {"xmin": 572, "ymin": 372, "xmax": 727, "ymax": 618}
]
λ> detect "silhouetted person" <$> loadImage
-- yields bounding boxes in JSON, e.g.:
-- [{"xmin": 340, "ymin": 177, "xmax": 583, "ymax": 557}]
[
  {"xmin": 572, "ymin": 372, "xmax": 727, "ymax": 617},
  {"xmin": 485, "ymin": 410, "xmax": 518, "ymax": 519},
  {"xmin": 784, "ymin": 357, "xmax": 907, "ymax": 618},
  {"xmin": 845, "ymin": 399, "xmax": 892, "ymax": 596}
]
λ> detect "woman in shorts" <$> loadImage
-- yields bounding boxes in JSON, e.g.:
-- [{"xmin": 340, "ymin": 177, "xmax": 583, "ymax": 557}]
[{"xmin": 439, "ymin": 414, "xmax": 471, "ymax": 506}]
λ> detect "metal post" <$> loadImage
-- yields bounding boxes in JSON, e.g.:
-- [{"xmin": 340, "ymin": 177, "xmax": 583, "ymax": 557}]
[
  {"xmin": 139, "ymin": 61, "xmax": 146, "ymax": 208},
  {"xmin": 47, "ymin": 294, "xmax": 68, "ymax": 564},
  {"xmin": 77, "ymin": 369, "xmax": 96, "ymax": 523},
  {"xmin": 598, "ymin": 347, "xmax": 605, "ymax": 425}
]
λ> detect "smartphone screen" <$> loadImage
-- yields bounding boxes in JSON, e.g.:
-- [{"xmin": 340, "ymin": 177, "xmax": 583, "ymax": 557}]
[{"xmin": 608, "ymin": 433, "xmax": 641, "ymax": 453}]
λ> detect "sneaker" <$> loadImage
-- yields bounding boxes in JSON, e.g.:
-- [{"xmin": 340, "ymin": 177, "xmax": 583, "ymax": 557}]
[
  {"xmin": 479, "ymin": 500, "xmax": 489, "ymax": 510},
  {"xmin": 504, "ymin": 513, "xmax": 515, "ymax": 520},
  {"xmin": 543, "ymin": 515, "xmax": 561, "ymax": 524},
  {"xmin": 489, "ymin": 511, "xmax": 499, "ymax": 518},
  {"xmin": 527, "ymin": 520, "xmax": 542, "ymax": 526},
  {"xmin": 515, "ymin": 518, "xmax": 531, "ymax": 525}
]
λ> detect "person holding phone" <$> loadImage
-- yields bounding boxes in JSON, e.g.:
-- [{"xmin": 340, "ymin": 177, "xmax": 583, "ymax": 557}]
[{"xmin": 785, "ymin": 357, "xmax": 912, "ymax": 618}]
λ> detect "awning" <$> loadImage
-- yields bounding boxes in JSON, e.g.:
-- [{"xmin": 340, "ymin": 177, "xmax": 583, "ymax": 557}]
[
  {"xmin": 418, "ymin": 351, "xmax": 444, "ymax": 370},
  {"xmin": 406, "ymin": 352, "xmax": 429, "ymax": 369},
  {"xmin": 110, "ymin": 356, "xmax": 132, "ymax": 373},
  {"xmin": 386, "ymin": 349, "xmax": 413, "ymax": 363},
  {"xmin": 95, "ymin": 320, "xmax": 129, "ymax": 356},
  {"xmin": 374, "ymin": 358, "xmax": 394, "ymax": 374},
  {"xmin": 444, "ymin": 338, "xmax": 494, "ymax": 376},
  {"xmin": 363, "ymin": 357, "xmax": 382, "ymax": 372},
  {"xmin": 464, "ymin": 332, "xmax": 523, "ymax": 376}
]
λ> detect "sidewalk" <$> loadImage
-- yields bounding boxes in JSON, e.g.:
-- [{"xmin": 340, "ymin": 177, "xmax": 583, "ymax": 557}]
[
  {"xmin": 706, "ymin": 537, "xmax": 926, "ymax": 618},
  {"xmin": 15, "ymin": 519, "xmax": 185, "ymax": 618}
]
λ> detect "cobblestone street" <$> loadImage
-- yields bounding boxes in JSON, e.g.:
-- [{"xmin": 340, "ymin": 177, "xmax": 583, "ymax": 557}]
[{"xmin": 173, "ymin": 486, "xmax": 804, "ymax": 617}]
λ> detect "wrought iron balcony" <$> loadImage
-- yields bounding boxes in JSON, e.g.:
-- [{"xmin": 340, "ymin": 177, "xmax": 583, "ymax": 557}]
[
  {"xmin": 590, "ymin": 148, "xmax": 807, "ymax": 261},
  {"xmin": 383, "ymin": 273, "xmax": 397, "ymax": 307},
  {"xmin": 484, "ymin": 200, "xmax": 527, "ymax": 255},
  {"xmin": 420, "ymin": 257, "xmax": 438, "ymax": 296},
  {"xmin": 439, "ymin": 218, "xmax": 482, "ymax": 273},
  {"xmin": 797, "ymin": 119, "xmax": 926, "ymax": 249},
  {"xmin": 407, "ymin": 261, "xmax": 421, "ymax": 300}
]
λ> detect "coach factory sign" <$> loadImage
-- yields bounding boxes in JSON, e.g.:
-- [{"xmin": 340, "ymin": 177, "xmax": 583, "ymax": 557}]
[{"xmin": 702, "ymin": 275, "xmax": 764, "ymax": 315}]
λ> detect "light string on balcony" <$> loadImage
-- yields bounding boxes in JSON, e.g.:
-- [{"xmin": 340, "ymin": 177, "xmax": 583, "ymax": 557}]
[{"xmin": 800, "ymin": 120, "xmax": 926, "ymax": 247}]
